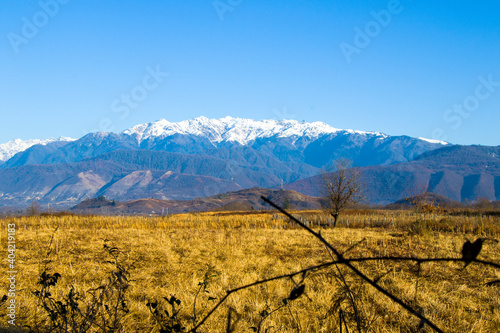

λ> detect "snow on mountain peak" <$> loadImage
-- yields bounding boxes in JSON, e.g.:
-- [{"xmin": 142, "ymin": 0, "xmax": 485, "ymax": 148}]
[
  {"xmin": 124, "ymin": 116, "xmax": 348, "ymax": 145},
  {"xmin": 1, "ymin": 118, "xmax": 449, "ymax": 164},
  {"xmin": 0, "ymin": 137, "xmax": 75, "ymax": 162}
]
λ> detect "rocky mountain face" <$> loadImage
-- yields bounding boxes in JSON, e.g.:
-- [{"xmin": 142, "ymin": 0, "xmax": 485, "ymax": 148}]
[{"xmin": 1, "ymin": 116, "xmax": 486, "ymax": 208}]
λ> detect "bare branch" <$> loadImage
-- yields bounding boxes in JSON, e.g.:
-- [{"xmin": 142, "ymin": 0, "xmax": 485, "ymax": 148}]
[
  {"xmin": 261, "ymin": 196, "xmax": 444, "ymax": 333},
  {"xmin": 190, "ymin": 198, "xmax": 500, "ymax": 333}
]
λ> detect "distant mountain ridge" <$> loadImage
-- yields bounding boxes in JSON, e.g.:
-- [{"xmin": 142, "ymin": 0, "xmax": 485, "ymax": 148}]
[
  {"xmin": 1, "ymin": 116, "xmax": 447, "ymax": 169},
  {"xmin": 2, "ymin": 116, "xmax": 490, "ymax": 209},
  {"xmin": 284, "ymin": 145, "xmax": 500, "ymax": 204},
  {"xmin": 0, "ymin": 137, "xmax": 74, "ymax": 165}
]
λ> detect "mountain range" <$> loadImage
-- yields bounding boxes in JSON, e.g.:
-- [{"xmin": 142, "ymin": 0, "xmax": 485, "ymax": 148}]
[{"xmin": 0, "ymin": 116, "xmax": 497, "ymax": 208}]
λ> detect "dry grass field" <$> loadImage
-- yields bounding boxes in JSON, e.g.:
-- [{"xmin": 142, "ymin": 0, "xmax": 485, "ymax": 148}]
[{"xmin": 1, "ymin": 209, "xmax": 500, "ymax": 332}]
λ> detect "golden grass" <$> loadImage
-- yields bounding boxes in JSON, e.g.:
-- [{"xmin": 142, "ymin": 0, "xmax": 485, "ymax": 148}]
[{"xmin": 1, "ymin": 211, "xmax": 499, "ymax": 332}]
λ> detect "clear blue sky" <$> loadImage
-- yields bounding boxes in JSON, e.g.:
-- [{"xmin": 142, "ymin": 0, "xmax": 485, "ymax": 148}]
[{"xmin": 1, "ymin": 0, "xmax": 499, "ymax": 145}]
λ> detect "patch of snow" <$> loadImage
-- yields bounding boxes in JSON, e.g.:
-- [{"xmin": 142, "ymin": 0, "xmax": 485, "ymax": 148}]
[
  {"xmin": 0, "ymin": 137, "xmax": 75, "ymax": 162},
  {"xmin": 418, "ymin": 137, "xmax": 449, "ymax": 145}
]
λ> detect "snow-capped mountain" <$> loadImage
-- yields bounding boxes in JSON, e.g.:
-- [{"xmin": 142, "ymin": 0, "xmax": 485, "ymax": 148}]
[
  {"xmin": 124, "ymin": 116, "xmax": 389, "ymax": 145},
  {"xmin": 0, "ymin": 137, "xmax": 75, "ymax": 163},
  {"xmin": 0, "ymin": 117, "xmax": 447, "ymax": 166},
  {"xmin": 0, "ymin": 116, "xmax": 469, "ymax": 208},
  {"xmin": 2, "ymin": 116, "xmax": 449, "ymax": 170}
]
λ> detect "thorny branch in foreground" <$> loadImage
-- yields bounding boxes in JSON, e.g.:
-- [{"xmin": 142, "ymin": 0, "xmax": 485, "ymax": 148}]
[
  {"xmin": 261, "ymin": 196, "xmax": 443, "ymax": 332},
  {"xmin": 190, "ymin": 197, "xmax": 499, "ymax": 333}
]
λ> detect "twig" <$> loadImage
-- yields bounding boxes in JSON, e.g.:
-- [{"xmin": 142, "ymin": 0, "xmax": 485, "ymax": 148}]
[
  {"xmin": 323, "ymin": 241, "xmax": 362, "ymax": 333},
  {"xmin": 334, "ymin": 265, "xmax": 362, "ymax": 332},
  {"xmin": 339, "ymin": 257, "xmax": 500, "ymax": 270},
  {"xmin": 190, "ymin": 198, "xmax": 500, "ymax": 332},
  {"xmin": 261, "ymin": 196, "xmax": 444, "ymax": 333},
  {"xmin": 190, "ymin": 261, "xmax": 339, "ymax": 331}
]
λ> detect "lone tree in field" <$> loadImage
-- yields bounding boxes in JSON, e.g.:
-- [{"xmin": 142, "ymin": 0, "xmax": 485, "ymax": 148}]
[
  {"xmin": 26, "ymin": 199, "xmax": 41, "ymax": 216},
  {"xmin": 320, "ymin": 158, "xmax": 364, "ymax": 227}
]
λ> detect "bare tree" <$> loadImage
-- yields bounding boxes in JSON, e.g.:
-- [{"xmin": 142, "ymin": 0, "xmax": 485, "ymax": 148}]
[
  {"xmin": 26, "ymin": 199, "xmax": 41, "ymax": 216},
  {"xmin": 320, "ymin": 158, "xmax": 364, "ymax": 227}
]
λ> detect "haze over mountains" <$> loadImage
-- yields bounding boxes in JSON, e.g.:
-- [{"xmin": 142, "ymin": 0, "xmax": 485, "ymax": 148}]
[{"xmin": 0, "ymin": 117, "xmax": 497, "ymax": 208}]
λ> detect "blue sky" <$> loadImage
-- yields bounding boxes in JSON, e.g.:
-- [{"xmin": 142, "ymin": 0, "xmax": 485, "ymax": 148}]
[{"xmin": 1, "ymin": 0, "xmax": 499, "ymax": 145}]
